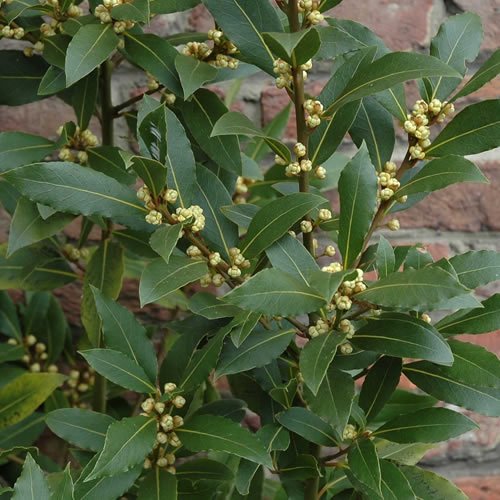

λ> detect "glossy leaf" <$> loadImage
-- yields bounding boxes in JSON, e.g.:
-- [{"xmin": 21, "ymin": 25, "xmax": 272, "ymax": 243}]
[
  {"xmin": 437, "ymin": 294, "xmax": 500, "ymax": 335},
  {"xmin": 0, "ymin": 373, "xmax": 66, "ymax": 429},
  {"xmin": 87, "ymin": 146, "xmax": 135, "ymax": 185},
  {"xmin": 347, "ymin": 439, "xmax": 382, "ymax": 497},
  {"xmin": 359, "ymin": 356, "xmax": 402, "ymax": 422},
  {"xmin": 137, "ymin": 468, "xmax": 177, "ymax": 499},
  {"xmin": 140, "ymin": 256, "xmax": 208, "ymax": 306},
  {"xmin": 177, "ymin": 414, "xmax": 272, "ymax": 467},
  {"xmin": 203, "ymin": 0, "xmax": 283, "ymax": 75},
  {"xmin": 276, "ymin": 407, "xmax": 338, "ymax": 447},
  {"xmin": 129, "ymin": 156, "xmax": 166, "ymax": 200},
  {"xmin": 175, "ymin": 54, "xmax": 217, "ymax": 98},
  {"xmin": 149, "ymin": 224, "xmax": 182, "ymax": 264},
  {"xmin": 300, "ymin": 332, "xmax": 346, "ymax": 395},
  {"xmin": 400, "ymin": 466, "xmax": 467, "ymax": 500},
  {"xmin": 189, "ymin": 292, "xmax": 242, "ymax": 319},
  {"xmin": 404, "ymin": 360, "xmax": 500, "ymax": 417},
  {"xmin": 396, "ymin": 156, "xmax": 487, "ymax": 198},
  {"xmin": 224, "ymin": 268, "xmax": 326, "ymax": 316},
  {"xmin": 356, "ymin": 266, "xmax": 470, "ymax": 311},
  {"xmin": 353, "ymin": 313, "xmax": 453, "ymax": 365},
  {"xmin": 379, "ymin": 460, "xmax": 416, "ymax": 500},
  {"xmin": 374, "ymin": 407, "xmax": 477, "ymax": 443},
  {"xmin": 427, "ymin": 12, "xmax": 482, "ymax": 100},
  {"xmin": 65, "ymin": 24, "xmax": 119, "ymax": 86},
  {"xmin": 241, "ymin": 193, "xmax": 325, "ymax": 258},
  {"xmin": 12, "ymin": 453, "xmax": 50, "ymax": 500},
  {"xmin": 46, "ymin": 408, "xmax": 115, "ymax": 452},
  {"xmin": 92, "ymin": 287, "xmax": 158, "ymax": 383},
  {"xmin": 124, "ymin": 33, "xmax": 182, "ymax": 95},
  {"xmin": 47, "ymin": 465, "xmax": 74, "ymax": 500},
  {"xmin": 338, "ymin": 144, "xmax": 378, "ymax": 268},
  {"xmin": 0, "ymin": 132, "xmax": 55, "ymax": 173},
  {"xmin": 427, "ymin": 100, "xmax": 500, "ymax": 157},
  {"xmin": 217, "ymin": 327, "xmax": 294, "ymax": 377},
  {"xmin": 375, "ymin": 235, "xmax": 395, "ymax": 279},
  {"xmin": 262, "ymin": 28, "xmax": 321, "ymax": 66},
  {"xmin": 79, "ymin": 349, "xmax": 156, "ymax": 393},
  {"xmin": 4, "ymin": 162, "xmax": 149, "ymax": 230},
  {"xmin": 449, "ymin": 250, "xmax": 500, "ymax": 289},
  {"xmin": 304, "ymin": 366, "xmax": 354, "ymax": 435},
  {"xmin": 86, "ymin": 416, "xmax": 157, "ymax": 481}
]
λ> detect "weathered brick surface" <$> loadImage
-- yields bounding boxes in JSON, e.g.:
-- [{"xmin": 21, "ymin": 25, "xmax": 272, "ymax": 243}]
[{"xmin": 455, "ymin": 476, "xmax": 500, "ymax": 500}]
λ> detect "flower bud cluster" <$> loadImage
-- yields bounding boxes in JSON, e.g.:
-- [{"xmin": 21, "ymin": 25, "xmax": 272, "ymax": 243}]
[
  {"xmin": 404, "ymin": 99, "xmax": 455, "ymax": 160},
  {"xmin": 184, "ymin": 30, "xmax": 239, "ymax": 69},
  {"xmin": 63, "ymin": 243, "xmax": 84, "ymax": 262},
  {"xmin": 94, "ymin": 0, "xmax": 135, "ymax": 33},
  {"xmin": 172, "ymin": 205, "xmax": 206, "ymax": 232},
  {"xmin": 324, "ymin": 245, "xmax": 336, "ymax": 257},
  {"xmin": 58, "ymin": 127, "xmax": 98, "ymax": 164},
  {"xmin": 304, "ymin": 99, "xmax": 324, "ymax": 128},
  {"xmin": 339, "ymin": 319, "xmax": 355, "ymax": 338},
  {"xmin": 146, "ymin": 72, "xmax": 160, "ymax": 91},
  {"xmin": 321, "ymin": 261, "xmax": 343, "ymax": 274},
  {"xmin": 339, "ymin": 342, "xmax": 353, "ymax": 354},
  {"xmin": 377, "ymin": 161, "xmax": 402, "ymax": 202},
  {"xmin": 23, "ymin": 41, "xmax": 45, "ymax": 57},
  {"xmin": 327, "ymin": 269, "xmax": 365, "ymax": 312},
  {"xmin": 297, "ymin": 1, "xmax": 324, "ymax": 25},
  {"xmin": 273, "ymin": 58, "xmax": 293, "ymax": 89},
  {"xmin": 13, "ymin": 335, "xmax": 52, "ymax": 373},
  {"xmin": 0, "ymin": 25, "xmax": 25, "ymax": 39},
  {"xmin": 141, "ymin": 383, "xmax": 185, "ymax": 474},
  {"xmin": 226, "ymin": 247, "xmax": 250, "ymax": 279},
  {"xmin": 234, "ymin": 176, "xmax": 255, "ymax": 204},
  {"xmin": 308, "ymin": 318, "xmax": 330, "ymax": 338},
  {"xmin": 63, "ymin": 367, "xmax": 95, "ymax": 408},
  {"xmin": 342, "ymin": 423, "xmax": 357, "ymax": 440}
]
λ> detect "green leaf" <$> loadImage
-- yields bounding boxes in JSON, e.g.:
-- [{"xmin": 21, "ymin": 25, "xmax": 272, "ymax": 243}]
[
  {"xmin": 0, "ymin": 373, "xmax": 65, "ymax": 429},
  {"xmin": 448, "ymin": 250, "xmax": 500, "ymax": 289},
  {"xmin": 359, "ymin": 356, "xmax": 402, "ymax": 422},
  {"xmin": 4, "ymin": 162, "xmax": 149, "ymax": 230},
  {"xmin": 338, "ymin": 144, "xmax": 378, "ymax": 268},
  {"xmin": 347, "ymin": 439, "xmax": 381, "ymax": 497},
  {"xmin": 400, "ymin": 466, "xmax": 467, "ymax": 500},
  {"xmin": 86, "ymin": 416, "xmax": 157, "ymax": 481},
  {"xmin": 216, "ymin": 327, "xmax": 294, "ymax": 377},
  {"xmin": 92, "ymin": 287, "xmax": 158, "ymax": 383},
  {"xmin": 265, "ymin": 234, "xmax": 319, "ymax": 287},
  {"xmin": 404, "ymin": 360, "xmax": 500, "ymax": 417},
  {"xmin": 177, "ymin": 458, "xmax": 233, "ymax": 483},
  {"xmin": 140, "ymin": 256, "xmax": 208, "ymax": 306},
  {"xmin": 71, "ymin": 69, "xmax": 99, "ymax": 129},
  {"xmin": 0, "ymin": 132, "xmax": 55, "ymax": 173},
  {"xmin": 373, "ymin": 407, "xmax": 477, "ymax": 443},
  {"xmin": 396, "ymin": 156, "xmax": 487, "ymax": 198},
  {"xmin": 124, "ymin": 33, "xmax": 182, "ymax": 95},
  {"xmin": 224, "ymin": 268, "xmax": 325, "ymax": 316},
  {"xmin": 193, "ymin": 165, "xmax": 239, "ymax": 259},
  {"xmin": 46, "ymin": 408, "xmax": 115, "ymax": 452},
  {"xmin": 350, "ymin": 97, "xmax": 395, "ymax": 171},
  {"xmin": 12, "ymin": 453, "xmax": 50, "ymax": 500},
  {"xmin": 241, "ymin": 193, "xmax": 325, "ymax": 258},
  {"xmin": 189, "ymin": 292, "xmax": 241, "ymax": 319},
  {"xmin": 80, "ymin": 349, "xmax": 156, "ymax": 393},
  {"xmin": 0, "ymin": 292, "xmax": 21, "ymax": 340},
  {"xmin": 437, "ymin": 294, "xmax": 500, "ymax": 335},
  {"xmin": 262, "ymin": 28, "xmax": 321, "ymax": 66},
  {"xmin": 111, "ymin": 0, "xmax": 149, "ymax": 22},
  {"xmin": 203, "ymin": 0, "xmax": 283, "ymax": 75},
  {"xmin": 65, "ymin": 24, "xmax": 119, "ymax": 86},
  {"xmin": 47, "ymin": 465, "xmax": 74, "ymax": 500},
  {"xmin": 300, "ymin": 332, "xmax": 346, "ymax": 395},
  {"xmin": 379, "ymin": 460, "xmax": 416, "ymax": 500},
  {"xmin": 451, "ymin": 48, "xmax": 500, "ymax": 102},
  {"xmin": 375, "ymin": 390, "xmax": 438, "ymax": 424},
  {"xmin": 304, "ymin": 366, "xmax": 354, "ymax": 436},
  {"xmin": 137, "ymin": 468, "xmax": 177, "ymax": 500},
  {"xmin": 212, "ymin": 111, "xmax": 291, "ymax": 162},
  {"xmin": 43, "ymin": 35, "xmax": 71, "ymax": 70},
  {"xmin": 427, "ymin": 100, "xmax": 500, "ymax": 157},
  {"xmin": 180, "ymin": 328, "xmax": 227, "ymax": 391},
  {"xmin": 377, "ymin": 440, "xmax": 435, "ymax": 466},
  {"xmin": 221, "ymin": 203, "xmax": 259, "ymax": 228},
  {"xmin": 230, "ymin": 311, "xmax": 261, "ymax": 347},
  {"xmin": 179, "ymin": 89, "xmax": 242, "ymax": 174},
  {"xmin": 129, "ymin": 156, "xmax": 166, "ymax": 200},
  {"xmin": 276, "ymin": 407, "xmax": 338, "ymax": 447},
  {"xmin": 0, "ymin": 51, "xmax": 49, "ymax": 106},
  {"xmin": 324, "ymin": 52, "xmax": 460, "ymax": 115},
  {"xmin": 81, "ymin": 240, "xmax": 124, "ymax": 346},
  {"xmin": 175, "ymin": 54, "xmax": 218, "ymax": 99},
  {"xmin": 7, "ymin": 197, "xmax": 73, "ymax": 256},
  {"xmin": 353, "ymin": 313, "xmax": 453, "ymax": 365},
  {"xmin": 0, "ymin": 344, "xmax": 24, "ymax": 363},
  {"xmin": 149, "ymin": 224, "xmax": 182, "ymax": 263},
  {"xmin": 427, "ymin": 12, "xmax": 483, "ymax": 100},
  {"xmin": 150, "ymin": 0, "xmax": 200, "ymax": 14},
  {"xmin": 375, "ymin": 235, "xmax": 395, "ymax": 279},
  {"xmin": 356, "ymin": 266, "xmax": 470, "ymax": 311},
  {"xmin": 38, "ymin": 66, "xmax": 67, "ymax": 96},
  {"xmin": 177, "ymin": 414, "xmax": 272, "ymax": 467},
  {"xmin": 87, "ymin": 146, "xmax": 135, "ymax": 185}
]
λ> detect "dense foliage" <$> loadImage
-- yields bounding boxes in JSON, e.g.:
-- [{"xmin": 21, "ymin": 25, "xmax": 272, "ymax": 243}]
[{"xmin": 0, "ymin": 0, "xmax": 500, "ymax": 498}]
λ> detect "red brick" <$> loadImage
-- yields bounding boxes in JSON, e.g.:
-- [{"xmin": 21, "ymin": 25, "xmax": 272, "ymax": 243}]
[
  {"xmin": 454, "ymin": 0, "xmax": 500, "ymax": 52},
  {"xmin": 455, "ymin": 475, "xmax": 500, "ymax": 500},
  {"xmin": 329, "ymin": 0, "xmax": 434, "ymax": 51},
  {"xmin": 188, "ymin": 4, "xmax": 213, "ymax": 33},
  {"xmin": 459, "ymin": 332, "xmax": 500, "ymax": 357}
]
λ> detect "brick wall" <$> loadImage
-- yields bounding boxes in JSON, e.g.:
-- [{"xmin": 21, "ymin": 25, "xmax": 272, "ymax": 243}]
[{"xmin": 1, "ymin": 1, "xmax": 499, "ymax": 496}]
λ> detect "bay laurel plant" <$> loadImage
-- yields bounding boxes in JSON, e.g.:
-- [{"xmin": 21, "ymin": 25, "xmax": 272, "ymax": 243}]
[{"xmin": 0, "ymin": 0, "xmax": 500, "ymax": 498}]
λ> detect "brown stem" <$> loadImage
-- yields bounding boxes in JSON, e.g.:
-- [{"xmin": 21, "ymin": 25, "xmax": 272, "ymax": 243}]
[{"xmin": 113, "ymin": 86, "xmax": 165, "ymax": 117}]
